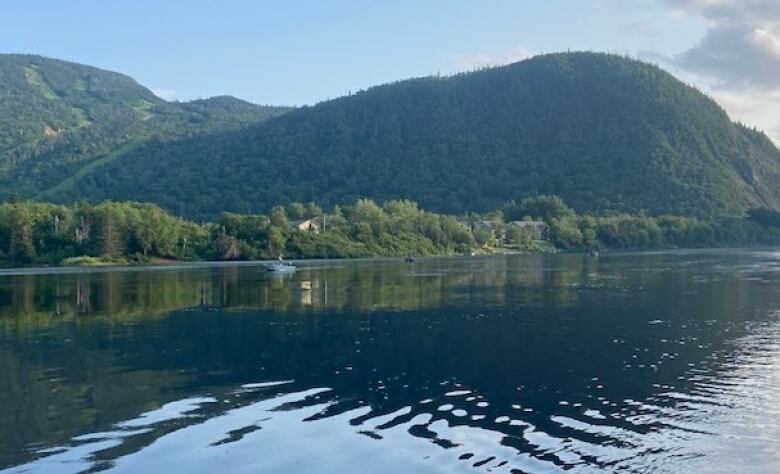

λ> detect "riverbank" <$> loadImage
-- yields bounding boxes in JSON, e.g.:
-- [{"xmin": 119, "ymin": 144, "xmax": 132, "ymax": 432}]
[
  {"xmin": 3, "ymin": 246, "xmax": 779, "ymax": 278},
  {"xmin": 3, "ymin": 197, "xmax": 780, "ymax": 269}
]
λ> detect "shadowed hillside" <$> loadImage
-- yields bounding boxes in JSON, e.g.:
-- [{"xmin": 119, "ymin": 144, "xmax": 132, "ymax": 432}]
[{"xmin": 2, "ymin": 52, "xmax": 779, "ymax": 219}]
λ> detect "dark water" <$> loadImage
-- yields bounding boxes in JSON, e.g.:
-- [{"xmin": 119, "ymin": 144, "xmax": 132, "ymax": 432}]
[{"xmin": 1, "ymin": 251, "xmax": 779, "ymax": 473}]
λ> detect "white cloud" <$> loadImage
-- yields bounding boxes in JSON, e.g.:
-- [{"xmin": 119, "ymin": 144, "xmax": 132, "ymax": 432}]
[
  {"xmin": 662, "ymin": 0, "xmax": 780, "ymax": 23},
  {"xmin": 661, "ymin": 0, "xmax": 780, "ymax": 90},
  {"xmin": 453, "ymin": 47, "xmax": 535, "ymax": 71},
  {"xmin": 675, "ymin": 25, "xmax": 780, "ymax": 90},
  {"xmin": 655, "ymin": 0, "xmax": 780, "ymax": 144},
  {"xmin": 771, "ymin": 126, "xmax": 780, "ymax": 144},
  {"xmin": 151, "ymin": 88, "xmax": 177, "ymax": 101},
  {"xmin": 753, "ymin": 28, "xmax": 780, "ymax": 56},
  {"xmin": 709, "ymin": 89, "xmax": 780, "ymax": 131}
]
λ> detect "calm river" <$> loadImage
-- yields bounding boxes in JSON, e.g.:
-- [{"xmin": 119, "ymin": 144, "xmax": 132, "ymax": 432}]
[{"xmin": 1, "ymin": 251, "xmax": 779, "ymax": 473}]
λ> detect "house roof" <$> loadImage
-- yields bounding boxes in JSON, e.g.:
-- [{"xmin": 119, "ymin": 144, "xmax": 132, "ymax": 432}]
[
  {"xmin": 288, "ymin": 218, "xmax": 317, "ymax": 226},
  {"xmin": 508, "ymin": 220, "xmax": 548, "ymax": 227},
  {"xmin": 477, "ymin": 220, "xmax": 498, "ymax": 228}
]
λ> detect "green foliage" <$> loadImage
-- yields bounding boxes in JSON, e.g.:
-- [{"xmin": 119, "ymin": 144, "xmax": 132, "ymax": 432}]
[
  {"xmin": 506, "ymin": 195, "xmax": 574, "ymax": 222},
  {"xmin": 748, "ymin": 208, "xmax": 780, "ymax": 228},
  {"xmin": 551, "ymin": 217, "xmax": 584, "ymax": 250},
  {"xmin": 269, "ymin": 206, "xmax": 288, "ymax": 228},
  {"xmin": 1, "ymin": 195, "xmax": 780, "ymax": 267},
  {"xmin": 0, "ymin": 54, "xmax": 291, "ymax": 201},
  {"xmin": 505, "ymin": 225, "xmax": 534, "ymax": 248},
  {"xmin": 593, "ymin": 215, "xmax": 663, "ymax": 249},
  {"xmin": 0, "ymin": 198, "xmax": 479, "ymax": 266},
  {"xmin": 473, "ymin": 228, "xmax": 494, "ymax": 247},
  {"xmin": 267, "ymin": 227, "xmax": 286, "ymax": 257},
  {"xmin": 0, "ymin": 200, "xmax": 207, "ymax": 265},
  {"xmin": 287, "ymin": 202, "xmax": 306, "ymax": 219},
  {"xmin": 6, "ymin": 52, "xmax": 777, "ymax": 220}
]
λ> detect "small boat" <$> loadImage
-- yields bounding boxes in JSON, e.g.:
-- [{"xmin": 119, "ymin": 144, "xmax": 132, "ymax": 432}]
[
  {"xmin": 266, "ymin": 262, "xmax": 296, "ymax": 273},
  {"xmin": 266, "ymin": 256, "xmax": 296, "ymax": 273},
  {"xmin": 588, "ymin": 249, "xmax": 600, "ymax": 258},
  {"xmin": 404, "ymin": 256, "xmax": 416, "ymax": 263}
]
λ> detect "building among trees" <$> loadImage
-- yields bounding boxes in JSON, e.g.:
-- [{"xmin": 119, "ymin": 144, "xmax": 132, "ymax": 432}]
[{"xmin": 288, "ymin": 218, "xmax": 321, "ymax": 233}]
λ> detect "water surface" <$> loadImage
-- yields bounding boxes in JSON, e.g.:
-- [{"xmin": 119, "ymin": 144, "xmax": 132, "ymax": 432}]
[{"xmin": 1, "ymin": 251, "xmax": 779, "ymax": 473}]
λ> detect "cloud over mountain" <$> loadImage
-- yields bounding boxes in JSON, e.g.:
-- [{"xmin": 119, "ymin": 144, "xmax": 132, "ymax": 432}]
[
  {"xmin": 654, "ymin": 0, "xmax": 780, "ymax": 144},
  {"xmin": 664, "ymin": 0, "xmax": 780, "ymax": 90}
]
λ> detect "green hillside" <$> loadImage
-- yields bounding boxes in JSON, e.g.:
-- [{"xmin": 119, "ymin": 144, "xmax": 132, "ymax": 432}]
[
  {"xmin": 3, "ymin": 52, "xmax": 780, "ymax": 219},
  {"xmin": 0, "ymin": 54, "xmax": 291, "ymax": 198}
]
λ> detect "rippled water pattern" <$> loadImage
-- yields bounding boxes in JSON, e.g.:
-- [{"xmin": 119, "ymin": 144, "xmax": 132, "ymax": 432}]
[{"xmin": 1, "ymin": 251, "xmax": 780, "ymax": 473}]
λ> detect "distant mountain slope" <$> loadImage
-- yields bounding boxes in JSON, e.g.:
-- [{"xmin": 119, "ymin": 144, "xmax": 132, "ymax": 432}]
[
  {"xmin": 3, "ymin": 52, "xmax": 780, "ymax": 219},
  {"xmin": 0, "ymin": 54, "xmax": 291, "ymax": 197}
]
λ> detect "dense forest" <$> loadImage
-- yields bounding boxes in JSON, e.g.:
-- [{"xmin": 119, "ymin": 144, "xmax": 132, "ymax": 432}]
[
  {"xmin": 2, "ymin": 52, "xmax": 778, "ymax": 220},
  {"xmin": 0, "ymin": 54, "xmax": 291, "ymax": 199},
  {"xmin": 2, "ymin": 196, "xmax": 779, "ymax": 267}
]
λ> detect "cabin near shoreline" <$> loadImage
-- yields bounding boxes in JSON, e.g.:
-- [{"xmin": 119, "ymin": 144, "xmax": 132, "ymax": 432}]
[{"xmin": 288, "ymin": 218, "xmax": 322, "ymax": 233}]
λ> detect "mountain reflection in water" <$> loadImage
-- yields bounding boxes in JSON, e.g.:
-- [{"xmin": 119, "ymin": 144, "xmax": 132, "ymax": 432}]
[{"xmin": 1, "ymin": 251, "xmax": 780, "ymax": 473}]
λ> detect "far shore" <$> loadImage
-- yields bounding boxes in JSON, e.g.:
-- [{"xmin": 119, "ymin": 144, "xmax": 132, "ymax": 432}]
[{"xmin": 0, "ymin": 247, "xmax": 775, "ymax": 277}]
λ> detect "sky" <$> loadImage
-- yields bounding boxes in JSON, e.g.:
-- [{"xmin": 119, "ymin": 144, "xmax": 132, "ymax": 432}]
[{"xmin": 1, "ymin": 0, "xmax": 778, "ymax": 143}]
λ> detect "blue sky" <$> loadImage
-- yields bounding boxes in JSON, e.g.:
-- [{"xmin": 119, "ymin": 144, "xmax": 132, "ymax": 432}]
[{"xmin": 1, "ymin": 0, "xmax": 779, "ymax": 142}]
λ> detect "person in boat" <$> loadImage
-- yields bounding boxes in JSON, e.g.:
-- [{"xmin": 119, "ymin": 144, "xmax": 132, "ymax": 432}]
[{"xmin": 267, "ymin": 254, "xmax": 295, "ymax": 272}]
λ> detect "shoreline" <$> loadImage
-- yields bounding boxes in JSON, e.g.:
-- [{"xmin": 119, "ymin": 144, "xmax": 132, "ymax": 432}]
[
  {"xmin": 0, "ymin": 255, "xmax": 447, "ymax": 276},
  {"xmin": 0, "ymin": 247, "xmax": 776, "ymax": 277}
]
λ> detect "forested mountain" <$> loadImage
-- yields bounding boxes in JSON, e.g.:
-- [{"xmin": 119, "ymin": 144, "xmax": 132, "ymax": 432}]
[
  {"xmin": 3, "ymin": 52, "xmax": 780, "ymax": 219},
  {"xmin": 0, "ymin": 54, "xmax": 291, "ymax": 198}
]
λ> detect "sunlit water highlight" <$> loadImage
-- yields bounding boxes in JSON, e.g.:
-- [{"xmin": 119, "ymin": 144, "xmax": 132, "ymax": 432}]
[{"xmin": 1, "ymin": 251, "xmax": 779, "ymax": 473}]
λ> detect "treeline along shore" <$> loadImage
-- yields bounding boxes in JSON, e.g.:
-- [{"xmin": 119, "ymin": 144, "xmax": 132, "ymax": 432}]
[{"xmin": 1, "ymin": 195, "xmax": 780, "ymax": 267}]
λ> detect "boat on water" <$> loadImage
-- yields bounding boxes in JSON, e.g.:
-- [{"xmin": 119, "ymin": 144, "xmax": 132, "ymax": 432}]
[{"xmin": 266, "ymin": 256, "xmax": 296, "ymax": 273}]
